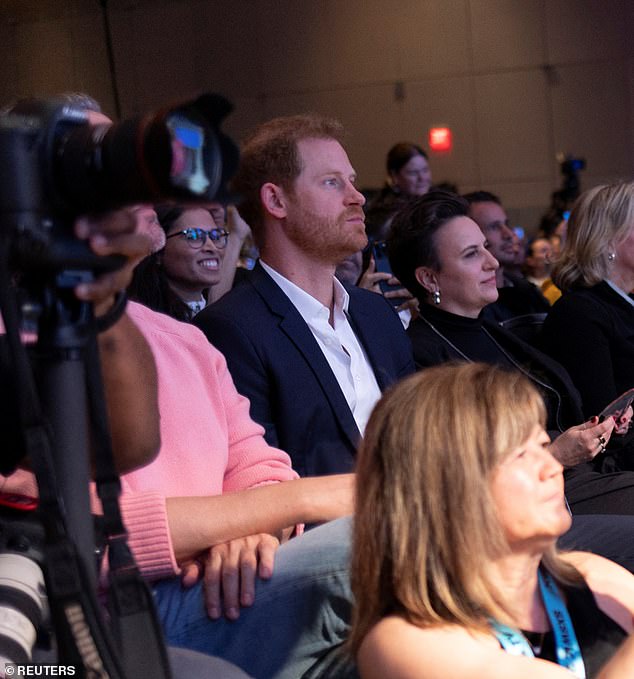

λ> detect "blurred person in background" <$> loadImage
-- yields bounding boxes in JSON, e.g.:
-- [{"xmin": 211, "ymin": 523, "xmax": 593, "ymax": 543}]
[{"xmin": 365, "ymin": 142, "xmax": 432, "ymax": 242}]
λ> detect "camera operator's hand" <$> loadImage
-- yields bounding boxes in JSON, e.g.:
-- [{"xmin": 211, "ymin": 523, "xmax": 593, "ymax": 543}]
[
  {"xmin": 73, "ymin": 210, "xmax": 153, "ymax": 316},
  {"xmin": 180, "ymin": 533, "xmax": 280, "ymax": 620}
]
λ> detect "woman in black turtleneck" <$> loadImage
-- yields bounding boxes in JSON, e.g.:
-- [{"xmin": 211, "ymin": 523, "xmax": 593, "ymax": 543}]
[{"xmin": 387, "ymin": 190, "xmax": 634, "ymax": 516}]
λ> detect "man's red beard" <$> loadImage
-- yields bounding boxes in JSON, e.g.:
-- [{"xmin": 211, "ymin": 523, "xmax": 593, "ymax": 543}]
[{"xmin": 284, "ymin": 205, "xmax": 368, "ymax": 264}]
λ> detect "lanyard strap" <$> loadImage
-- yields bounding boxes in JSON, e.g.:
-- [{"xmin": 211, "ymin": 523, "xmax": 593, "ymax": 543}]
[{"xmin": 491, "ymin": 570, "xmax": 586, "ymax": 678}]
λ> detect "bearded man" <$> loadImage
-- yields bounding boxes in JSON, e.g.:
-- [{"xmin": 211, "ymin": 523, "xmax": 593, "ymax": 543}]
[{"xmin": 194, "ymin": 114, "xmax": 414, "ymax": 477}]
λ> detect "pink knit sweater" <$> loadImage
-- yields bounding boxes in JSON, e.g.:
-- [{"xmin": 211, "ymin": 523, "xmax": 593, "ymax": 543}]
[{"xmin": 1, "ymin": 302, "xmax": 297, "ymax": 581}]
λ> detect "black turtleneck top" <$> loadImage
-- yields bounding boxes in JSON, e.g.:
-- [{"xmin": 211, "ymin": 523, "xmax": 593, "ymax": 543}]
[{"xmin": 407, "ymin": 303, "xmax": 585, "ymax": 434}]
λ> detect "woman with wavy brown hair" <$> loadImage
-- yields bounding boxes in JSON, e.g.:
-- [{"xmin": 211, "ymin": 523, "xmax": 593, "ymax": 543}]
[{"xmin": 350, "ymin": 363, "xmax": 634, "ymax": 678}]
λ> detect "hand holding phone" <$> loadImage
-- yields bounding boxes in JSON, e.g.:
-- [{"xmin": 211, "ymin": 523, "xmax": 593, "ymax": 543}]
[
  {"xmin": 370, "ymin": 241, "xmax": 411, "ymax": 309},
  {"xmin": 598, "ymin": 388, "xmax": 634, "ymax": 425}
]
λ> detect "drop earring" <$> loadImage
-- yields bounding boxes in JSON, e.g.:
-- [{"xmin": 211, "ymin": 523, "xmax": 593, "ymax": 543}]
[
  {"xmin": 432, "ymin": 290, "xmax": 441, "ymax": 305},
  {"xmin": 608, "ymin": 252, "xmax": 616, "ymax": 262}
]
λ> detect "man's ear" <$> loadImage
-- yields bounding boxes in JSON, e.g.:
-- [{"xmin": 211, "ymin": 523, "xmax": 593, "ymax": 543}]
[
  {"xmin": 260, "ymin": 182, "xmax": 288, "ymax": 220},
  {"xmin": 415, "ymin": 266, "xmax": 438, "ymax": 294}
]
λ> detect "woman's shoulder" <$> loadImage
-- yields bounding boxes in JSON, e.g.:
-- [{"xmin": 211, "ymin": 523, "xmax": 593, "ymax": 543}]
[
  {"xmin": 358, "ymin": 614, "xmax": 587, "ymax": 678},
  {"xmin": 560, "ymin": 551, "xmax": 634, "ymax": 632},
  {"xmin": 406, "ymin": 316, "xmax": 449, "ymax": 366},
  {"xmin": 544, "ymin": 285, "xmax": 613, "ymax": 333},
  {"xmin": 359, "ymin": 617, "xmax": 475, "ymax": 679},
  {"xmin": 551, "ymin": 284, "xmax": 607, "ymax": 311}
]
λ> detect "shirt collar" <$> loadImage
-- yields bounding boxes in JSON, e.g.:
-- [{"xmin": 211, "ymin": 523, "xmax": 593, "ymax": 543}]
[
  {"xmin": 605, "ymin": 279, "xmax": 634, "ymax": 308},
  {"xmin": 260, "ymin": 259, "xmax": 349, "ymax": 320}
]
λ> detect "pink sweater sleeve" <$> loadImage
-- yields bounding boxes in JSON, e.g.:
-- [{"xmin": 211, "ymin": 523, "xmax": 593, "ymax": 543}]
[{"xmin": 117, "ymin": 491, "xmax": 178, "ymax": 580}]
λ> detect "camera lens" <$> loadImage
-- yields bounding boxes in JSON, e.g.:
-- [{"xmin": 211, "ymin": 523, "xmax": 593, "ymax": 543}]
[{"xmin": 0, "ymin": 554, "xmax": 47, "ymax": 665}]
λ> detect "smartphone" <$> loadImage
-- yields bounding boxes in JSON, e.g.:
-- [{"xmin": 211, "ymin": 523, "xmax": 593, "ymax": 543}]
[
  {"xmin": 598, "ymin": 388, "xmax": 634, "ymax": 422},
  {"xmin": 371, "ymin": 241, "xmax": 410, "ymax": 309}
]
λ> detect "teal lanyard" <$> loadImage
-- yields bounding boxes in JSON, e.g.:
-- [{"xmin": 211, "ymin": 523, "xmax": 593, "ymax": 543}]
[{"xmin": 490, "ymin": 570, "xmax": 586, "ymax": 678}]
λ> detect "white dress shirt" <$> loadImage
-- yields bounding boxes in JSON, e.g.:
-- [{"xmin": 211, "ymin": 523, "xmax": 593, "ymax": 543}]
[{"xmin": 260, "ymin": 260, "xmax": 382, "ymax": 435}]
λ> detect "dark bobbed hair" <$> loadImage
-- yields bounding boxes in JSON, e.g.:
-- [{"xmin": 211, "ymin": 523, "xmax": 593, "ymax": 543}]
[
  {"xmin": 386, "ymin": 142, "xmax": 428, "ymax": 175},
  {"xmin": 387, "ymin": 190, "xmax": 470, "ymax": 302}
]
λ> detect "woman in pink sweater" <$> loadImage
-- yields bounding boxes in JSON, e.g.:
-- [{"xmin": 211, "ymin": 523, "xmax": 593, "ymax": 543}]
[
  {"xmin": 121, "ymin": 301, "xmax": 356, "ymax": 679},
  {"xmin": 5, "ymin": 299, "xmax": 354, "ymax": 679}
]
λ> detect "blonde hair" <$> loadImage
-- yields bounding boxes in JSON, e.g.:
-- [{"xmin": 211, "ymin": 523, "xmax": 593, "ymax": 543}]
[
  {"xmin": 553, "ymin": 181, "xmax": 634, "ymax": 291},
  {"xmin": 349, "ymin": 363, "xmax": 580, "ymax": 654}
]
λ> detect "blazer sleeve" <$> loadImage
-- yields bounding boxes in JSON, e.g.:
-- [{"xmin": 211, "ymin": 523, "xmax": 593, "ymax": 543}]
[
  {"xmin": 195, "ymin": 308, "xmax": 282, "ymax": 450},
  {"xmin": 213, "ymin": 345, "xmax": 298, "ymax": 492}
]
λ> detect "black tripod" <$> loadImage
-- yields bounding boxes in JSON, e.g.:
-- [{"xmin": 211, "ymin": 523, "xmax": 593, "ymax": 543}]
[{"xmin": 0, "ymin": 235, "xmax": 171, "ymax": 678}]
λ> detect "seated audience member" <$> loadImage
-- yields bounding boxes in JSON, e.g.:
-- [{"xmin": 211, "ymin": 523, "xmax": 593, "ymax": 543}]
[
  {"xmin": 128, "ymin": 204, "xmax": 229, "ymax": 321},
  {"xmin": 542, "ymin": 181, "xmax": 634, "ymax": 420},
  {"xmin": 7, "ymin": 213, "xmax": 357, "ymax": 679},
  {"xmin": 5, "ymin": 101, "xmax": 358, "ymax": 679},
  {"xmin": 3, "ymin": 93, "xmax": 255, "ymax": 679},
  {"xmin": 524, "ymin": 236, "xmax": 554, "ymax": 290},
  {"xmin": 387, "ymin": 190, "xmax": 634, "ymax": 516},
  {"xmin": 350, "ymin": 363, "xmax": 634, "ymax": 679},
  {"xmin": 464, "ymin": 190, "xmax": 550, "ymax": 321},
  {"xmin": 0, "ymin": 202, "xmax": 253, "ymax": 678},
  {"xmin": 524, "ymin": 235, "xmax": 562, "ymax": 305},
  {"xmin": 364, "ymin": 142, "xmax": 432, "ymax": 242},
  {"xmin": 194, "ymin": 114, "xmax": 414, "ymax": 478}
]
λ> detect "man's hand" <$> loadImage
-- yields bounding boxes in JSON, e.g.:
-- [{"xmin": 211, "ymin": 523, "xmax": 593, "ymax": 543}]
[
  {"xmin": 73, "ymin": 209, "xmax": 152, "ymax": 316},
  {"xmin": 181, "ymin": 533, "xmax": 280, "ymax": 620},
  {"xmin": 549, "ymin": 417, "xmax": 616, "ymax": 467}
]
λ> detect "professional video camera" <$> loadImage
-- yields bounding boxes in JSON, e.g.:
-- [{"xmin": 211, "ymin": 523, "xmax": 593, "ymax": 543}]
[
  {"xmin": 0, "ymin": 92, "xmax": 237, "ymax": 274},
  {"xmin": 0, "ymin": 93, "xmax": 239, "ymax": 678},
  {"xmin": 557, "ymin": 154, "xmax": 586, "ymax": 207},
  {"xmin": 539, "ymin": 153, "xmax": 587, "ymax": 238}
]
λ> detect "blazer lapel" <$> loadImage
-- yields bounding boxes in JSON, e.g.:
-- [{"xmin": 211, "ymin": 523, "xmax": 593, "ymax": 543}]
[{"xmin": 249, "ymin": 264, "xmax": 362, "ymax": 449}]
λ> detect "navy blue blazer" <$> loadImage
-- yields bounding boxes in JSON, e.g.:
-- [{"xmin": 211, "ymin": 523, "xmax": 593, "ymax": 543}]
[{"xmin": 193, "ymin": 263, "xmax": 415, "ymax": 477}]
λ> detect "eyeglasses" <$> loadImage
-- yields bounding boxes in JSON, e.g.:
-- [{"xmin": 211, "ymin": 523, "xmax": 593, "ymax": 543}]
[{"xmin": 166, "ymin": 227, "xmax": 229, "ymax": 249}]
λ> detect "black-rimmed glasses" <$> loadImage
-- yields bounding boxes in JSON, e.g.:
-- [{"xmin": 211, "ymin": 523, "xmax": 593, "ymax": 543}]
[{"xmin": 166, "ymin": 227, "xmax": 229, "ymax": 249}]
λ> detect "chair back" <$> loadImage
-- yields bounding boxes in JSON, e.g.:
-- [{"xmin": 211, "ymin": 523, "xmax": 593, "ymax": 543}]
[{"xmin": 499, "ymin": 312, "xmax": 547, "ymax": 347}]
